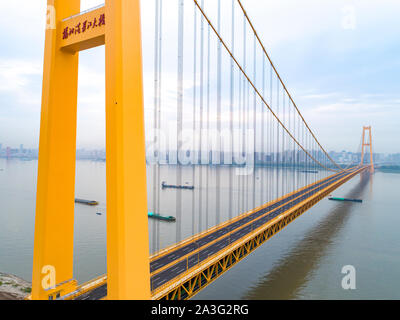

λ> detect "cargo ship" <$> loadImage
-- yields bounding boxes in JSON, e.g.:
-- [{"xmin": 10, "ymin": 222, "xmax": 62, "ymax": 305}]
[
  {"xmin": 148, "ymin": 212, "xmax": 176, "ymax": 222},
  {"xmin": 161, "ymin": 181, "xmax": 194, "ymax": 190},
  {"xmin": 328, "ymin": 197, "xmax": 362, "ymax": 203},
  {"xmin": 75, "ymin": 199, "xmax": 99, "ymax": 206}
]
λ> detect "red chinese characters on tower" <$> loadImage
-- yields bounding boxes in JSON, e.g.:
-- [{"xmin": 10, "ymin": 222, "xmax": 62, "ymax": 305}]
[
  {"xmin": 82, "ymin": 20, "xmax": 88, "ymax": 33},
  {"xmin": 62, "ymin": 27, "xmax": 69, "ymax": 40},
  {"xmin": 99, "ymin": 14, "xmax": 105, "ymax": 27},
  {"xmin": 61, "ymin": 13, "xmax": 106, "ymax": 41},
  {"xmin": 75, "ymin": 23, "xmax": 81, "ymax": 34}
]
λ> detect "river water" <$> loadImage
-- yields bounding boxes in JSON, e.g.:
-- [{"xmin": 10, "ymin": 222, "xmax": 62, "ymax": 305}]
[{"xmin": 0, "ymin": 158, "xmax": 399, "ymax": 299}]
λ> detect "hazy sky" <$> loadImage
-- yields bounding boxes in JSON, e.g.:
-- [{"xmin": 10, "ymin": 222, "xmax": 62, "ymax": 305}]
[{"xmin": 0, "ymin": 0, "xmax": 399, "ymax": 153}]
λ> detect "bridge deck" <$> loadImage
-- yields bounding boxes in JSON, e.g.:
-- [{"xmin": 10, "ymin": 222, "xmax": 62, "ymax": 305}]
[{"xmin": 67, "ymin": 166, "xmax": 366, "ymax": 300}]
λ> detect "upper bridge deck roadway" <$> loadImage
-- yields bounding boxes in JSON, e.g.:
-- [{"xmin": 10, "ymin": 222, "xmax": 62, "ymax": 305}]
[{"xmin": 67, "ymin": 166, "xmax": 366, "ymax": 300}]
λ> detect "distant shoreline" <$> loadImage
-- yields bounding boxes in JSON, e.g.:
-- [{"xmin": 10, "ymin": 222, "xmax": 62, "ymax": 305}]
[
  {"xmin": 0, "ymin": 272, "xmax": 31, "ymax": 300},
  {"xmin": 377, "ymin": 166, "xmax": 400, "ymax": 174}
]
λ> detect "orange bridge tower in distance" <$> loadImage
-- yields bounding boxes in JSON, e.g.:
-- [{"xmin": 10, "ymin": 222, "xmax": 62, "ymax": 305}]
[{"xmin": 360, "ymin": 126, "xmax": 374, "ymax": 173}]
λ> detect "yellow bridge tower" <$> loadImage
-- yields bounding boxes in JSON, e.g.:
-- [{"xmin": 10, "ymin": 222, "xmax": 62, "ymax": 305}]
[{"xmin": 31, "ymin": 0, "xmax": 150, "ymax": 300}]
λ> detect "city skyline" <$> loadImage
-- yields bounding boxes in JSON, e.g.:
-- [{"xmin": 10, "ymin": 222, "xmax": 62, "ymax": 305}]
[{"xmin": 1, "ymin": 141, "xmax": 399, "ymax": 165}]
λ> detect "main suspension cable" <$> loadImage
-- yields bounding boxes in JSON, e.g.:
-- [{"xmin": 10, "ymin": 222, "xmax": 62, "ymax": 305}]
[
  {"xmin": 192, "ymin": 0, "xmax": 339, "ymax": 173},
  {"xmin": 236, "ymin": 0, "xmax": 343, "ymax": 172}
]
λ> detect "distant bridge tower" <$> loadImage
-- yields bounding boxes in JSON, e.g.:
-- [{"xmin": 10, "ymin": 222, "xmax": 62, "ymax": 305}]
[{"xmin": 360, "ymin": 126, "xmax": 374, "ymax": 173}]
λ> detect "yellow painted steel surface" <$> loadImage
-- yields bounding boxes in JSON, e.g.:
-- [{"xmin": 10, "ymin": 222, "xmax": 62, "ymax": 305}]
[
  {"xmin": 32, "ymin": 0, "xmax": 81, "ymax": 300},
  {"xmin": 105, "ymin": 0, "xmax": 151, "ymax": 300}
]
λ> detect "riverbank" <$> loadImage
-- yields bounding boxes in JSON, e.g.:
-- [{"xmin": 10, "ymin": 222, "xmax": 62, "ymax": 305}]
[{"xmin": 0, "ymin": 272, "xmax": 31, "ymax": 300}]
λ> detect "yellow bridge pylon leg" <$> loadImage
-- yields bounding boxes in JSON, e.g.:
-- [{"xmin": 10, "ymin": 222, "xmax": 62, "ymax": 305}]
[
  {"xmin": 105, "ymin": 0, "xmax": 151, "ymax": 300},
  {"xmin": 32, "ymin": 0, "xmax": 81, "ymax": 300}
]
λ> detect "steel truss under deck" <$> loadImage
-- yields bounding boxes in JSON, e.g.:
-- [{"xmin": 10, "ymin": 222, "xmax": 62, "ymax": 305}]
[{"xmin": 155, "ymin": 166, "xmax": 366, "ymax": 300}]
